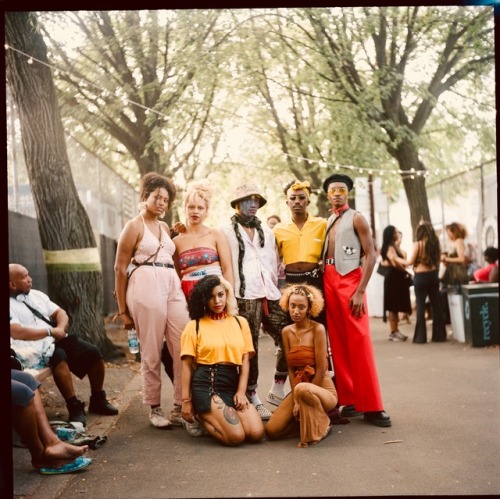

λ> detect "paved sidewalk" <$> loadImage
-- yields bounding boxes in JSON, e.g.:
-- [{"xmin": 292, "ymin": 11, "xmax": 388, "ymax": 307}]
[{"xmin": 12, "ymin": 317, "xmax": 500, "ymax": 498}]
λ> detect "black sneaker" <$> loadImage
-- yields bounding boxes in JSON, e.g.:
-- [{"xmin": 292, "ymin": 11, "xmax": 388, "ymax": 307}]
[
  {"xmin": 89, "ymin": 390, "xmax": 119, "ymax": 416},
  {"xmin": 363, "ymin": 410, "xmax": 392, "ymax": 427},
  {"xmin": 67, "ymin": 399, "xmax": 86, "ymax": 426}
]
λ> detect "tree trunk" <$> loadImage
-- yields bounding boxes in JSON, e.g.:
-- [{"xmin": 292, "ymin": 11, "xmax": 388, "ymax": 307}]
[
  {"xmin": 6, "ymin": 12, "xmax": 119, "ymax": 358},
  {"xmin": 392, "ymin": 139, "xmax": 431, "ymax": 237}
]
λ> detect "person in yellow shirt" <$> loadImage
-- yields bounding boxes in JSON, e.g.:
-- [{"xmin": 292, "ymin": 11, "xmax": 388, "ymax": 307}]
[
  {"xmin": 265, "ymin": 180, "xmax": 329, "ymax": 408},
  {"xmin": 180, "ymin": 275, "xmax": 264, "ymax": 446}
]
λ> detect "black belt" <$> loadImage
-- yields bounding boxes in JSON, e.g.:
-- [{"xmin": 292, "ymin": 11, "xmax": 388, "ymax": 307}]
[
  {"xmin": 141, "ymin": 262, "xmax": 174, "ymax": 269},
  {"xmin": 324, "ymin": 258, "xmax": 335, "ymax": 265}
]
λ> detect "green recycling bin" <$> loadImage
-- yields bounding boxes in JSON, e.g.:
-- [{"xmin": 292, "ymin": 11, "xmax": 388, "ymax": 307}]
[{"xmin": 461, "ymin": 283, "xmax": 499, "ymax": 347}]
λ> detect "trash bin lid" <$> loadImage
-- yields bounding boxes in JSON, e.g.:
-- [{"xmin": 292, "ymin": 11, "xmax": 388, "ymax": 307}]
[{"xmin": 461, "ymin": 283, "xmax": 499, "ymax": 296}]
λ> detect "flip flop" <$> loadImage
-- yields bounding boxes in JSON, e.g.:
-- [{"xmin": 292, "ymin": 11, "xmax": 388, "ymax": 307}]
[{"xmin": 39, "ymin": 456, "xmax": 92, "ymax": 475}]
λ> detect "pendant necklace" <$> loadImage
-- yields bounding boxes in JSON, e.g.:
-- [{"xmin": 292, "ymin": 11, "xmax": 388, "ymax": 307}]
[{"xmin": 292, "ymin": 320, "xmax": 312, "ymax": 345}]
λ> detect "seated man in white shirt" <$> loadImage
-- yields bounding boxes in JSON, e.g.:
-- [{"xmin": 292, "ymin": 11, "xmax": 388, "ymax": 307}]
[{"xmin": 9, "ymin": 263, "xmax": 118, "ymax": 426}]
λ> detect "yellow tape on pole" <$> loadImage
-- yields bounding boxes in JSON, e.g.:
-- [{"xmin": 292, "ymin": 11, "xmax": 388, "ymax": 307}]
[{"xmin": 43, "ymin": 247, "xmax": 102, "ymax": 273}]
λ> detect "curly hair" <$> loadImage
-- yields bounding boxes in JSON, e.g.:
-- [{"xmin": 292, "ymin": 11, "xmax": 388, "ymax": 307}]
[
  {"xmin": 183, "ymin": 179, "xmax": 214, "ymax": 210},
  {"xmin": 139, "ymin": 172, "xmax": 176, "ymax": 212},
  {"xmin": 187, "ymin": 275, "xmax": 238, "ymax": 320},
  {"xmin": 279, "ymin": 284, "xmax": 324, "ymax": 317},
  {"xmin": 446, "ymin": 222, "xmax": 468, "ymax": 240}
]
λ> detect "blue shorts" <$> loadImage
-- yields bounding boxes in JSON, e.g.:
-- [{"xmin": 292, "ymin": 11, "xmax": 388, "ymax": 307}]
[{"xmin": 11, "ymin": 369, "xmax": 41, "ymax": 408}]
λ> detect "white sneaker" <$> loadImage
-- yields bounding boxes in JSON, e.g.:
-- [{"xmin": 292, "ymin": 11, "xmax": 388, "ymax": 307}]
[
  {"xmin": 184, "ymin": 417, "xmax": 206, "ymax": 437},
  {"xmin": 265, "ymin": 392, "xmax": 284, "ymax": 407},
  {"xmin": 149, "ymin": 407, "xmax": 172, "ymax": 428},
  {"xmin": 170, "ymin": 405, "xmax": 184, "ymax": 426},
  {"xmin": 255, "ymin": 404, "xmax": 272, "ymax": 420}
]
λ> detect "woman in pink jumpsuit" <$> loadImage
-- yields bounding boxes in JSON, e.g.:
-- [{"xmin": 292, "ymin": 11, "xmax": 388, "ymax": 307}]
[{"xmin": 114, "ymin": 172, "xmax": 189, "ymax": 429}]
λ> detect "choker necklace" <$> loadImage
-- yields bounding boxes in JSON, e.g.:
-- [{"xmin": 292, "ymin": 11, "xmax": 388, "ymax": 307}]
[{"xmin": 207, "ymin": 310, "xmax": 228, "ymax": 320}]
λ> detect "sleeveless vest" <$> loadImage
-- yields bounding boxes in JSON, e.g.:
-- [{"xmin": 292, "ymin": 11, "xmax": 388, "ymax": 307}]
[{"xmin": 321, "ymin": 209, "xmax": 362, "ymax": 276}]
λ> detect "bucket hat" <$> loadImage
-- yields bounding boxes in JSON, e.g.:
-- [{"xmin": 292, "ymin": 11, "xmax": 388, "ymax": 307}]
[{"xmin": 230, "ymin": 183, "xmax": 267, "ymax": 208}]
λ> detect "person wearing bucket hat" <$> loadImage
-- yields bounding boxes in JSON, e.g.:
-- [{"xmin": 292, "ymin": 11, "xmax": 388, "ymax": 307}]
[
  {"xmin": 222, "ymin": 182, "xmax": 284, "ymax": 421},
  {"xmin": 320, "ymin": 173, "xmax": 392, "ymax": 428}
]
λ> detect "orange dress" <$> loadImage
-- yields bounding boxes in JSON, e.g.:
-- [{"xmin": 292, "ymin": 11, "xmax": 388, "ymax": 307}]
[{"xmin": 265, "ymin": 346, "xmax": 337, "ymax": 447}]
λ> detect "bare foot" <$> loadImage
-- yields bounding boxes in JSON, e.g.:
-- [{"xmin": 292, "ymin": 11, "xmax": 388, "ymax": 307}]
[{"xmin": 33, "ymin": 442, "xmax": 88, "ymax": 469}]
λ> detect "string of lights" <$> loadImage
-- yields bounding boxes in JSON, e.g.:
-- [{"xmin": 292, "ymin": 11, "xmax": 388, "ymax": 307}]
[{"xmin": 6, "ymin": 43, "xmax": 496, "ymax": 182}]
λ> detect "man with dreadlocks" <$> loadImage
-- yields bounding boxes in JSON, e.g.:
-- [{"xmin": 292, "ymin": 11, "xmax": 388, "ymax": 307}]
[{"xmin": 221, "ymin": 183, "xmax": 283, "ymax": 421}]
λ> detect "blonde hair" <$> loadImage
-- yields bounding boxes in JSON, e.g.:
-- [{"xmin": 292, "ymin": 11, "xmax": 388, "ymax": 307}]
[
  {"xmin": 183, "ymin": 179, "xmax": 214, "ymax": 210},
  {"xmin": 279, "ymin": 284, "xmax": 324, "ymax": 317},
  {"xmin": 219, "ymin": 276, "xmax": 238, "ymax": 316}
]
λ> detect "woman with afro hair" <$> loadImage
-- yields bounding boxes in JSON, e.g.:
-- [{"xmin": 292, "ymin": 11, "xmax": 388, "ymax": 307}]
[
  {"xmin": 180, "ymin": 274, "xmax": 264, "ymax": 446},
  {"xmin": 265, "ymin": 284, "xmax": 338, "ymax": 448}
]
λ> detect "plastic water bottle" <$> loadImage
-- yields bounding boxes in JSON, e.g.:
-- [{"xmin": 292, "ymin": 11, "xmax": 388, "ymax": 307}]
[{"xmin": 128, "ymin": 328, "xmax": 139, "ymax": 354}]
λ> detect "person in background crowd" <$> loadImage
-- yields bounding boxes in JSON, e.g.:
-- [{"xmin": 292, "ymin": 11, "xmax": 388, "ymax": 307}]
[
  {"xmin": 405, "ymin": 221, "xmax": 447, "ymax": 343},
  {"xmin": 114, "ymin": 172, "xmax": 189, "ymax": 429},
  {"xmin": 9, "ymin": 263, "xmax": 118, "ymax": 427},
  {"xmin": 440, "ymin": 222, "xmax": 470, "ymax": 324},
  {"xmin": 396, "ymin": 230, "xmax": 412, "ymax": 325},
  {"xmin": 267, "ymin": 215, "xmax": 281, "ymax": 230},
  {"xmin": 180, "ymin": 275, "xmax": 264, "ymax": 446},
  {"xmin": 11, "ymin": 368, "xmax": 92, "ymax": 474},
  {"xmin": 267, "ymin": 179, "xmax": 329, "ymax": 408},
  {"xmin": 221, "ymin": 183, "xmax": 283, "ymax": 421},
  {"xmin": 379, "ymin": 225, "xmax": 411, "ymax": 341},
  {"xmin": 265, "ymin": 284, "xmax": 337, "ymax": 448},
  {"xmin": 472, "ymin": 247, "xmax": 498, "ymax": 283},
  {"xmin": 321, "ymin": 173, "xmax": 391, "ymax": 428}
]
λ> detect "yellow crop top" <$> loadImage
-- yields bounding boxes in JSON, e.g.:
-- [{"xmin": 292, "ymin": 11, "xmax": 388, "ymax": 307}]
[
  {"xmin": 180, "ymin": 315, "xmax": 255, "ymax": 365},
  {"xmin": 273, "ymin": 215, "xmax": 327, "ymax": 265}
]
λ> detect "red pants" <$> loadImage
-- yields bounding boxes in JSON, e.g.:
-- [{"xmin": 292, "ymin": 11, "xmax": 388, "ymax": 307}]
[{"xmin": 324, "ymin": 265, "xmax": 384, "ymax": 412}]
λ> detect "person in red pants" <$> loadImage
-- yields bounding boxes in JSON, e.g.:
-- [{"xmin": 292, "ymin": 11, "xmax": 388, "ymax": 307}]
[{"xmin": 321, "ymin": 173, "xmax": 391, "ymax": 427}]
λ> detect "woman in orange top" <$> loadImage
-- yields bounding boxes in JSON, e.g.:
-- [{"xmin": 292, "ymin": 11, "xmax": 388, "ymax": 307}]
[{"xmin": 265, "ymin": 284, "xmax": 338, "ymax": 448}]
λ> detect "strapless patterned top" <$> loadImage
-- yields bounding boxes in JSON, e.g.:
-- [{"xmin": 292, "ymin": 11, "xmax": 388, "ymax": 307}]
[{"xmin": 178, "ymin": 247, "xmax": 220, "ymax": 271}]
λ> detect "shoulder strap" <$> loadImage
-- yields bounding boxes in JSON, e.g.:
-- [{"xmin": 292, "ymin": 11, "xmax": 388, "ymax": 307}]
[
  {"xmin": 234, "ymin": 316, "xmax": 241, "ymax": 329},
  {"xmin": 196, "ymin": 319, "xmax": 199, "ymax": 337},
  {"xmin": 22, "ymin": 301, "xmax": 55, "ymax": 327}
]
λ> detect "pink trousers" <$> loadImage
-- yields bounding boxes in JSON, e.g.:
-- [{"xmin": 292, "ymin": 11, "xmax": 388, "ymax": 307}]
[
  {"xmin": 127, "ymin": 266, "xmax": 189, "ymax": 406},
  {"xmin": 323, "ymin": 265, "xmax": 384, "ymax": 412}
]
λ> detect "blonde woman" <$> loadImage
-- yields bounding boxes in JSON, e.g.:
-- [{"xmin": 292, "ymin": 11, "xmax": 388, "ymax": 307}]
[
  {"xmin": 265, "ymin": 284, "xmax": 338, "ymax": 448},
  {"xmin": 114, "ymin": 172, "xmax": 189, "ymax": 429},
  {"xmin": 173, "ymin": 179, "xmax": 234, "ymax": 298}
]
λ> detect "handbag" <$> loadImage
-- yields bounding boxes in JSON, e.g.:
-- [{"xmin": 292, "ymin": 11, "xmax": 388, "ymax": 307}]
[
  {"xmin": 403, "ymin": 271, "xmax": 414, "ymax": 287},
  {"xmin": 377, "ymin": 263, "xmax": 390, "ymax": 277}
]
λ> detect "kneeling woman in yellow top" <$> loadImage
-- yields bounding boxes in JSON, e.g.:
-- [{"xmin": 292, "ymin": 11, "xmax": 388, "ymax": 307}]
[
  {"xmin": 265, "ymin": 284, "xmax": 338, "ymax": 448},
  {"xmin": 180, "ymin": 275, "xmax": 264, "ymax": 446}
]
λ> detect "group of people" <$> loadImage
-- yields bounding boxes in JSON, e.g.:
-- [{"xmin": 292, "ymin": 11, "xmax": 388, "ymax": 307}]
[
  {"xmin": 379, "ymin": 220, "xmax": 498, "ymax": 345},
  {"xmin": 10, "ymin": 170, "xmax": 394, "ymax": 462},
  {"xmin": 110, "ymin": 170, "xmax": 393, "ymax": 448}
]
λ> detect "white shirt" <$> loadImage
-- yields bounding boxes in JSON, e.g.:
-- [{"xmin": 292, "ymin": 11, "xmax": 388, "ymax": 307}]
[
  {"xmin": 222, "ymin": 221, "xmax": 281, "ymax": 301},
  {"xmin": 10, "ymin": 289, "xmax": 57, "ymax": 369}
]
